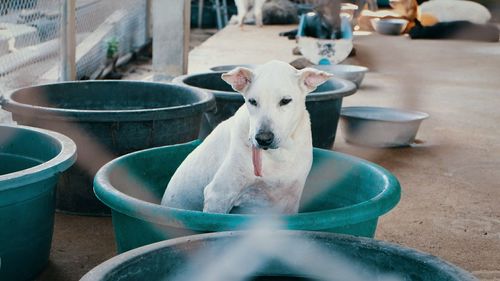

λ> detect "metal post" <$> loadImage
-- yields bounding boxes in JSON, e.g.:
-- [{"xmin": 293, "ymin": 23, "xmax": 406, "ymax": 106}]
[
  {"xmin": 146, "ymin": 0, "xmax": 153, "ymax": 40},
  {"xmin": 60, "ymin": 0, "xmax": 76, "ymax": 81},
  {"xmin": 198, "ymin": 0, "xmax": 204, "ymax": 29},
  {"xmin": 222, "ymin": 0, "xmax": 229, "ymax": 25},
  {"xmin": 215, "ymin": 0, "xmax": 222, "ymax": 30},
  {"xmin": 152, "ymin": 0, "xmax": 190, "ymax": 81}
]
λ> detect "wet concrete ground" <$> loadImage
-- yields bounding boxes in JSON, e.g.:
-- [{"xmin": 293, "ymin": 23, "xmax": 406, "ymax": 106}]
[{"xmin": 33, "ymin": 23, "xmax": 500, "ymax": 281}]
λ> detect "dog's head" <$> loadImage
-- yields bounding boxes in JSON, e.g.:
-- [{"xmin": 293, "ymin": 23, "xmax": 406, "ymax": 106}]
[{"xmin": 222, "ymin": 60, "xmax": 332, "ymax": 149}]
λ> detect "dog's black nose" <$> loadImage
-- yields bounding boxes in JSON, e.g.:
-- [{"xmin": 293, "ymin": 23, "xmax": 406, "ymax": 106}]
[{"xmin": 255, "ymin": 131, "xmax": 274, "ymax": 147}]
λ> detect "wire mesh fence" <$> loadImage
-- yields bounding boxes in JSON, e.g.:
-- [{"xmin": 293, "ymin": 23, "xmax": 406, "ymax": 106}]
[
  {"xmin": 0, "ymin": 0, "xmax": 60, "ymax": 90},
  {"xmin": 0, "ymin": 0, "xmax": 149, "ymax": 92},
  {"xmin": 74, "ymin": 0, "xmax": 148, "ymax": 80}
]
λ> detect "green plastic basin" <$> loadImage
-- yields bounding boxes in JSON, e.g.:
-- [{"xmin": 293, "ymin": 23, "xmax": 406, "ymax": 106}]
[
  {"xmin": 94, "ymin": 141, "xmax": 400, "ymax": 253},
  {"xmin": 0, "ymin": 125, "xmax": 76, "ymax": 281},
  {"xmin": 80, "ymin": 231, "xmax": 477, "ymax": 281}
]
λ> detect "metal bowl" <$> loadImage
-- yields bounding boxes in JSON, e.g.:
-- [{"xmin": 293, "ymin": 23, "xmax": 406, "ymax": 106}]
[
  {"xmin": 209, "ymin": 64, "xmax": 256, "ymax": 72},
  {"xmin": 371, "ymin": 18, "xmax": 408, "ymax": 35},
  {"xmin": 340, "ymin": 106, "xmax": 429, "ymax": 147},
  {"xmin": 313, "ymin": 64, "xmax": 368, "ymax": 88}
]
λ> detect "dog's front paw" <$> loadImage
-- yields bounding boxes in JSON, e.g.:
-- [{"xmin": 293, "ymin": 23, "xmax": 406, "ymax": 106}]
[
  {"xmin": 203, "ymin": 200, "xmax": 229, "ymax": 214},
  {"xmin": 203, "ymin": 183, "xmax": 234, "ymax": 213},
  {"xmin": 203, "ymin": 188, "xmax": 231, "ymax": 214}
]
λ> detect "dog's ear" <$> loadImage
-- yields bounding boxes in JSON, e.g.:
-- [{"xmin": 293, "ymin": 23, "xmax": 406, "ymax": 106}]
[
  {"xmin": 221, "ymin": 67, "xmax": 254, "ymax": 93},
  {"xmin": 297, "ymin": 68, "xmax": 333, "ymax": 93}
]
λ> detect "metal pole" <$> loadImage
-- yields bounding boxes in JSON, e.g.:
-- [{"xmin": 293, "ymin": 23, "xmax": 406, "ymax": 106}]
[
  {"xmin": 152, "ymin": 0, "xmax": 190, "ymax": 81},
  {"xmin": 198, "ymin": 0, "xmax": 204, "ymax": 29},
  {"xmin": 60, "ymin": 0, "xmax": 76, "ymax": 81},
  {"xmin": 146, "ymin": 0, "xmax": 153, "ymax": 40},
  {"xmin": 215, "ymin": 0, "xmax": 222, "ymax": 30},
  {"xmin": 222, "ymin": 0, "xmax": 228, "ymax": 25}
]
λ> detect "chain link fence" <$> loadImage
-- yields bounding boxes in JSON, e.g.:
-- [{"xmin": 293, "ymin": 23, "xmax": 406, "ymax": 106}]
[
  {"xmin": 73, "ymin": 0, "xmax": 148, "ymax": 80},
  {"xmin": 0, "ymin": 0, "xmax": 60, "ymax": 90},
  {"xmin": 0, "ymin": 0, "xmax": 149, "ymax": 92}
]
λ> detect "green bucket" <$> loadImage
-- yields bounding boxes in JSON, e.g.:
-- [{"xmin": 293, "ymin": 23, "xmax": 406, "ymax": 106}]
[
  {"xmin": 94, "ymin": 141, "xmax": 400, "ymax": 253},
  {"xmin": 0, "ymin": 125, "xmax": 76, "ymax": 281},
  {"xmin": 80, "ymin": 231, "xmax": 477, "ymax": 281}
]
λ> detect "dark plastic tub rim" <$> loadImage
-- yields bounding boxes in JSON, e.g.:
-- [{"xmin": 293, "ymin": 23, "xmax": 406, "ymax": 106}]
[
  {"xmin": 173, "ymin": 71, "xmax": 357, "ymax": 102},
  {"xmin": 0, "ymin": 124, "xmax": 77, "ymax": 191},
  {"xmin": 93, "ymin": 141, "xmax": 400, "ymax": 231},
  {"xmin": 209, "ymin": 64, "xmax": 256, "ymax": 72},
  {"xmin": 341, "ymin": 106, "xmax": 430, "ymax": 124},
  {"xmin": 80, "ymin": 230, "xmax": 477, "ymax": 281},
  {"xmin": 1, "ymin": 80, "xmax": 216, "ymax": 122}
]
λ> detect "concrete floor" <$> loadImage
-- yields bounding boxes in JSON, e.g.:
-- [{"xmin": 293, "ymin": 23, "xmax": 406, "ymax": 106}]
[{"xmin": 35, "ymin": 25, "xmax": 500, "ymax": 280}]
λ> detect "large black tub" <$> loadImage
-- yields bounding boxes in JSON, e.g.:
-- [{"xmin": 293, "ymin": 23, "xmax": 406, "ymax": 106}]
[
  {"xmin": 1, "ymin": 81, "xmax": 215, "ymax": 215},
  {"xmin": 80, "ymin": 231, "xmax": 477, "ymax": 281},
  {"xmin": 173, "ymin": 72, "xmax": 357, "ymax": 148}
]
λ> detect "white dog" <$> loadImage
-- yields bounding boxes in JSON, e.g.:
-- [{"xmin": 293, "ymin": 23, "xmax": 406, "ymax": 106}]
[
  {"xmin": 161, "ymin": 61, "xmax": 332, "ymax": 214},
  {"xmin": 234, "ymin": 0, "xmax": 267, "ymax": 27}
]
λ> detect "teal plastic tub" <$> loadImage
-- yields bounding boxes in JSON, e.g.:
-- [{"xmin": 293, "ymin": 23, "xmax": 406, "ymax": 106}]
[
  {"xmin": 0, "ymin": 125, "xmax": 76, "ymax": 281},
  {"xmin": 94, "ymin": 141, "xmax": 400, "ymax": 253},
  {"xmin": 81, "ymin": 231, "xmax": 477, "ymax": 281}
]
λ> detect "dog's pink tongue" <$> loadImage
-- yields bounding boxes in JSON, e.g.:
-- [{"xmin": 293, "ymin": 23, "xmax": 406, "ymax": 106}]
[{"xmin": 252, "ymin": 146, "xmax": 262, "ymax": 177}]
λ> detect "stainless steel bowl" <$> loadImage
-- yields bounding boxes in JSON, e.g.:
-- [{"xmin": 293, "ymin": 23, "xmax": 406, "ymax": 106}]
[
  {"xmin": 340, "ymin": 106, "xmax": 429, "ymax": 147},
  {"xmin": 313, "ymin": 64, "xmax": 368, "ymax": 88},
  {"xmin": 371, "ymin": 18, "xmax": 408, "ymax": 35}
]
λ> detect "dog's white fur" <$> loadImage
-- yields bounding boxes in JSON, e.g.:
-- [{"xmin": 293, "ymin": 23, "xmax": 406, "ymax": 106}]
[
  {"xmin": 161, "ymin": 61, "xmax": 332, "ymax": 214},
  {"xmin": 234, "ymin": 0, "xmax": 267, "ymax": 27},
  {"xmin": 420, "ymin": 0, "xmax": 491, "ymax": 24}
]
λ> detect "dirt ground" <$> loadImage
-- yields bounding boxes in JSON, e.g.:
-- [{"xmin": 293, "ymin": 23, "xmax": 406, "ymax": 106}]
[{"xmin": 36, "ymin": 19, "xmax": 500, "ymax": 281}]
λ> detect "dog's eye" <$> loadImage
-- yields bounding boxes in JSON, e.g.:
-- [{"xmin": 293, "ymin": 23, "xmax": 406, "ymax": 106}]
[
  {"xmin": 248, "ymin": 98, "xmax": 258, "ymax": 106},
  {"xmin": 279, "ymin": 98, "xmax": 292, "ymax": 106}
]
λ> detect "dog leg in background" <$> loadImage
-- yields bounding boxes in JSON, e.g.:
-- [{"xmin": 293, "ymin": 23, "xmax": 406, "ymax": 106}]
[
  {"xmin": 254, "ymin": 0, "xmax": 266, "ymax": 27},
  {"xmin": 235, "ymin": 0, "xmax": 249, "ymax": 27}
]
